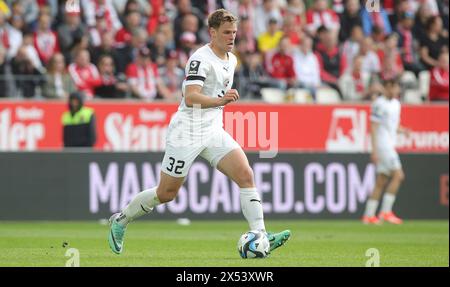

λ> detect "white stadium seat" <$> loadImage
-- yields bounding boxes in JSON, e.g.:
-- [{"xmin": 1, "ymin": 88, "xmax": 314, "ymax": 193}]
[
  {"xmin": 403, "ymin": 89, "xmax": 423, "ymax": 104},
  {"xmin": 400, "ymin": 71, "xmax": 418, "ymax": 88},
  {"xmin": 316, "ymin": 88, "xmax": 341, "ymax": 104},
  {"xmin": 260, "ymin": 88, "xmax": 286, "ymax": 103},
  {"xmin": 419, "ymin": 70, "xmax": 430, "ymax": 99},
  {"xmin": 293, "ymin": 89, "xmax": 313, "ymax": 104}
]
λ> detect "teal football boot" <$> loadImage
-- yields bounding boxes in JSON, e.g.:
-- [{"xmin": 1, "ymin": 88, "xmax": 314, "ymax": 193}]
[
  {"xmin": 267, "ymin": 230, "xmax": 291, "ymax": 252},
  {"xmin": 108, "ymin": 213, "xmax": 127, "ymax": 255}
]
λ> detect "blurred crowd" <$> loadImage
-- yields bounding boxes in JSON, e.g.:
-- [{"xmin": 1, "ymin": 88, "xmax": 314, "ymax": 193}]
[{"xmin": 0, "ymin": 0, "xmax": 448, "ymax": 103}]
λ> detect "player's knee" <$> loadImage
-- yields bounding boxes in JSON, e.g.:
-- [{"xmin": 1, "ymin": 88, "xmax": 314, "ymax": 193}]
[
  {"xmin": 235, "ymin": 166, "xmax": 254, "ymax": 187},
  {"xmin": 375, "ymin": 179, "xmax": 385, "ymax": 189},
  {"xmin": 395, "ymin": 171, "xmax": 405, "ymax": 182},
  {"xmin": 375, "ymin": 174, "xmax": 388, "ymax": 188}
]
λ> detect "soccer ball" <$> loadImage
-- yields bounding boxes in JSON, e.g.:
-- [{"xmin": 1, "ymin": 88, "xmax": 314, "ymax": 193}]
[{"xmin": 237, "ymin": 230, "xmax": 270, "ymax": 259}]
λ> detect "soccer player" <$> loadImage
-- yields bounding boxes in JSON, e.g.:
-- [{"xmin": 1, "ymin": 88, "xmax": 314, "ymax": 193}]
[
  {"xmin": 108, "ymin": 9, "xmax": 291, "ymax": 255},
  {"xmin": 362, "ymin": 78, "xmax": 411, "ymax": 225}
]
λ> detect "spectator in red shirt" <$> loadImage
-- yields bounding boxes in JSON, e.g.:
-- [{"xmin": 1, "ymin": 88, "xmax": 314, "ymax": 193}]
[
  {"xmin": 305, "ymin": 0, "xmax": 340, "ymax": 38},
  {"xmin": 33, "ymin": 12, "xmax": 59, "ymax": 66},
  {"xmin": 283, "ymin": 0, "xmax": 305, "ymax": 27},
  {"xmin": 429, "ymin": 51, "xmax": 449, "ymax": 101},
  {"xmin": 314, "ymin": 27, "xmax": 347, "ymax": 97},
  {"xmin": 282, "ymin": 12, "xmax": 304, "ymax": 46},
  {"xmin": 68, "ymin": 49, "xmax": 102, "ymax": 99},
  {"xmin": 125, "ymin": 47, "xmax": 172, "ymax": 100},
  {"xmin": 266, "ymin": 36, "xmax": 297, "ymax": 89},
  {"xmin": 115, "ymin": 11, "xmax": 142, "ymax": 48},
  {"xmin": 81, "ymin": 0, "xmax": 122, "ymax": 33},
  {"xmin": 146, "ymin": 0, "xmax": 164, "ymax": 37},
  {"xmin": 378, "ymin": 33, "xmax": 404, "ymax": 81},
  {"xmin": 94, "ymin": 54, "xmax": 128, "ymax": 99}
]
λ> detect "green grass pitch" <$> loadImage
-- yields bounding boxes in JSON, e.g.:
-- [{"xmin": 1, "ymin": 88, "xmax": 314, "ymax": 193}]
[{"xmin": 0, "ymin": 220, "xmax": 448, "ymax": 267}]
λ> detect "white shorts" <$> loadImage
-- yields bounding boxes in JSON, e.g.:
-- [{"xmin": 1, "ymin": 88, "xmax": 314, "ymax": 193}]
[
  {"xmin": 161, "ymin": 128, "xmax": 241, "ymax": 177},
  {"xmin": 376, "ymin": 149, "xmax": 402, "ymax": 176}
]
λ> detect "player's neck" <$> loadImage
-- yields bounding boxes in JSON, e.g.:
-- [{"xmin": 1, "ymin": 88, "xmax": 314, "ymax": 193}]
[{"xmin": 209, "ymin": 43, "xmax": 228, "ymax": 60}]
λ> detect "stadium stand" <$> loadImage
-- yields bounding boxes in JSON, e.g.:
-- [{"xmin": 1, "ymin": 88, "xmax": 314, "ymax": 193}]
[{"xmin": 0, "ymin": 0, "xmax": 448, "ymax": 103}]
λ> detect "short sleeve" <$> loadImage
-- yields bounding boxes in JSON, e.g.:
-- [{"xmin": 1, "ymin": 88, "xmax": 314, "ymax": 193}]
[
  {"xmin": 370, "ymin": 99, "xmax": 383, "ymax": 123},
  {"xmin": 184, "ymin": 57, "xmax": 209, "ymax": 87}
]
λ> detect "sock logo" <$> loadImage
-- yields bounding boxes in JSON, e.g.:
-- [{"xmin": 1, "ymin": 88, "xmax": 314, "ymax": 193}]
[
  {"xmin": 250, "ymin": 199, "xmax": 261, "ymax": 203},
  {"xmin": 140, "ymin": 204, "xmax": 150, "ymax": 213},
  {"xmin": 117, "ymin": 213, "xmax": 127, "ymax": 222}
]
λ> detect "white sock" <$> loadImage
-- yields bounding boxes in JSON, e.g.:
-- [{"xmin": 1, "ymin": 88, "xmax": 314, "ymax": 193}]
[
  {"xmin": 381, "ymin": 193, "xmax": 396, "ymax": 213},
  {"xmin": 240, "ymin": 187, "xmax": 266, "ymax": 231},
  {"xmin": 364, "ymin": 199, "xmax": 379, "ymax": 217},
  {"xmin": 116, "ymin": 187, "xmax": 160, "ymax": 226}
]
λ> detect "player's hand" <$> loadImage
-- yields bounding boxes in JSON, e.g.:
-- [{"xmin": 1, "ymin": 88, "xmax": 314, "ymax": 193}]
[
  {"xmin": 403, "ymin": 128, "xmax": 412, "ymax": 137},
  {"xmin": 220, "ymin": 89, "xmax": 239, "ymax": 105},
  {"xmin": 371, "ymin": 152, "xmax": 378, "ymax": 164}
]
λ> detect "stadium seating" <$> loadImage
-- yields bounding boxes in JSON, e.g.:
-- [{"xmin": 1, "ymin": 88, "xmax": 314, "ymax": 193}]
[
  {"xmin": 260, "ymin": 88, "xmax": 286, "ymax": 103},
  {"xmin": 400, "ymin": 71, "xmax": 419, "ymax": 89},
  {"xmin": 316, "ymin": 88, "xmax": 341, "ymax": 104},
  {"xmin": 293, "ymin": 89, "xmax": 313, "ymax": 104},
  {"xmin": 419, "ymin": 70, "xmax": 431, "ymax": 99},
  {"xmin": 403, "ymin": 89, "xmax": 423, "ymax": 104}
]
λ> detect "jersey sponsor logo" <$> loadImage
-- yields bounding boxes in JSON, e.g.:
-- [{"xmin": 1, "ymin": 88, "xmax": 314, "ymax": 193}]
[{"xmin": 188, "ymin": 60, "xmax": 201, "ymax": 75}]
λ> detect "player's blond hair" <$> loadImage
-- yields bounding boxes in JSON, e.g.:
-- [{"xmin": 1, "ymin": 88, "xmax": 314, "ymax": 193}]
[{"xmin": 207, "ymin": 9, "xmax": 238, "ymax": 30}]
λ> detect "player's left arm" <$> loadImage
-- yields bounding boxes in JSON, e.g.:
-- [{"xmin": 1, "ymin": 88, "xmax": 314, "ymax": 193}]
[{"xmin": 185, "ymin": 84, "xmax": 239, "ymax": 108}]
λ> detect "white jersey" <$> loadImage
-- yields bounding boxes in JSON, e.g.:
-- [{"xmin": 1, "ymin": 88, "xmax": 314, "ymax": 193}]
[
  {"xmin": 370, "ymin": 96, "xmax": 401, "ymax": 151},
  {"xmin": 167, "ymin": 44, "xmax": 237, "ymax": 144}
]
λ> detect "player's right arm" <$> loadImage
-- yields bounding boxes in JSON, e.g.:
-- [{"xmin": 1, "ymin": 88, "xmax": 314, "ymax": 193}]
[
  {"xmin": 370, "ymin": 121, "xmax": 379, "ymax": 164},
  {"xmin": 370, "ymin": 99, "xmax": 382, "ymax": 164},
  {"xmin": 183, "ymin": 54, "xmax": 239, "ymax": 108},
  {"xmin": 185, "ymin": 85, "xmax": 239, "ymax": 108}
]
